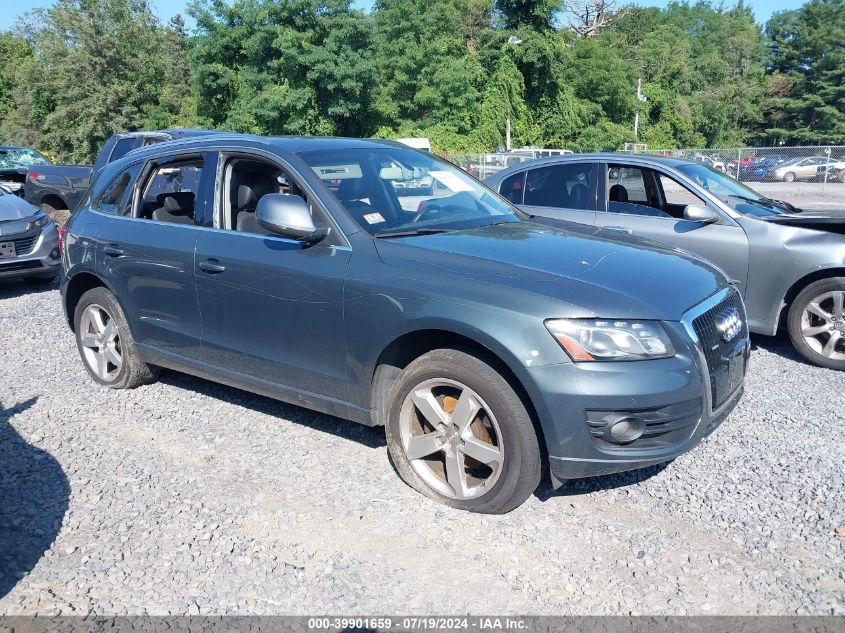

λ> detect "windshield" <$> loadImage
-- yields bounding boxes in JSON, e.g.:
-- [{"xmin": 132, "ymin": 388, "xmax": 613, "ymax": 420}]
[
  {"xmin": 0, "ymin": 148, "xmax": 51, "ymax": 169},
  {"xmin": 299, "ymin": 147, "xmax": 521, "ymax": 235},
  {"xmin": 676, "ymin": 163, "xmax": 792, "ymax": 217}
]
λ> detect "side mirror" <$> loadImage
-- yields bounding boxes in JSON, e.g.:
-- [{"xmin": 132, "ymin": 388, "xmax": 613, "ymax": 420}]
[
  {"xmin": 256, "ymin": 193, "xmax": 328, "ymax": 243},
  {"xmin": 683, "ymin": 204, "xmax": 719, "ymax": 223}
]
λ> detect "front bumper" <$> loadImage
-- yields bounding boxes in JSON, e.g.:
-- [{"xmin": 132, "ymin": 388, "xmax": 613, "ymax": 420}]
[
  {"xmin": 0, "ymin": 222, "xmax": 61, "ymax": 279},
  {"xmin": 519, "ymin": 289, "xmax": 750, "ymax": 483}
]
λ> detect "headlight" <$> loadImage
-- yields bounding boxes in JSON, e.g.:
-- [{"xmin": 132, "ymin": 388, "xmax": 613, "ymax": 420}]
[
  {"xmin": 545, "ymin": 319, "xmax": 675, "ymax": 362},
  {"xmin": 25, "ymin": 212, "xmax": 51, "ymax": 231}
]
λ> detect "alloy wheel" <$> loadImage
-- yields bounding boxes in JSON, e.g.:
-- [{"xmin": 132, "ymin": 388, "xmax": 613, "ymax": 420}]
[
  {"xmin": 801, "ymin": 291, "xmax": 845, "ymax": 360},
  {"xmin": 398, "ymin": 378, "xmax": 504, "ymax": 500},
  {"xmin": 79, "ymin": 304, "xmax": 123, "ymax": 381}
]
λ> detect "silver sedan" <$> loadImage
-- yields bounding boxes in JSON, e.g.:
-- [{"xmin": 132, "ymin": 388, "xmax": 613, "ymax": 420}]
[{"xmin": 0, "ymin": 188, "xmax": 61, "ymax": 284}]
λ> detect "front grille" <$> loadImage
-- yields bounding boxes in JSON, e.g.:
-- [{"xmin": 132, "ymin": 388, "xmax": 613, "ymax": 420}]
[
  {"xmin": 8, "ymin": 234, "xmax": 39, "ymax": 255},
  {"xmin": 691, "ymin": 291, "xmax": 748, "ymax": 409},
  {"xmin": 0, "ymin": 259, "xmax": 42, "ymax": 272}
]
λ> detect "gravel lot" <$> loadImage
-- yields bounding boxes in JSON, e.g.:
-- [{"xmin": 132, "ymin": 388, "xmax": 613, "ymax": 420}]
[{"xmin": 1, "ymin": 278, "xmax": 843, "ymax": 616}]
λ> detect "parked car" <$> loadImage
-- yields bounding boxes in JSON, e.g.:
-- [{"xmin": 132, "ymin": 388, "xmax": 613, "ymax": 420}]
[
  {"xmin": 764, "ymin": 156, "xmax": 836, "ymax": 182},
  {"xmin": 0, "ymin": 185, "xmax": 61, "ymax": 284},
  {"xmin": 486, "ymin": 153, "xmax": 845, "ymax": 370},
  {"xmin": 0, "ymin": 146, "xmax": 53, "ymax": 197},
  {"xmin": 817, "ymin": 163, "xmax": 845, "ymax": 183},
  {"xmin": 24, "ymin": 128, "xmax": 215, "ymax": 214},
  {"xmin": 738, "ymin": 154, "xmax": 791, "ymax": 181},
  {"xmin": 61, "ymin": 135, "xmax": 748, "ymax": 513}
]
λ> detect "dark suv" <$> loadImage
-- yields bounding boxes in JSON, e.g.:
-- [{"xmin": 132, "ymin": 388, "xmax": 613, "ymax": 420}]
[{"xmin": 61, "ymin": 135, "xmax": 749, "ymax": 513}]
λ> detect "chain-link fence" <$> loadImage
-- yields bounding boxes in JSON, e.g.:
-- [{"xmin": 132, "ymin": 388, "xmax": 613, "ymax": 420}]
[
  {"xmin": 449, "ymin": 146, "xmax": 845, "ymax": 207},
  {"xmin": 627, "ymin": 145, "xmax": 845, "ymax": 188}
]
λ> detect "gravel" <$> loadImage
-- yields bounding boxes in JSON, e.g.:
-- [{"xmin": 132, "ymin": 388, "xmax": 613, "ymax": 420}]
[{"xmin": 1, "ymin": 278, "xmax": 843, "ymax": 616}]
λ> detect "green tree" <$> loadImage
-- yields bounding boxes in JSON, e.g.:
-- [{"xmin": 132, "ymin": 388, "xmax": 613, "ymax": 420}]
[
  {"xmin": 763, "ymin": 0, "xmax": 845, "ymax": 143},
  {"xmin": 190, "ymin": 0, "xmax": 378, "ymax": 137}
]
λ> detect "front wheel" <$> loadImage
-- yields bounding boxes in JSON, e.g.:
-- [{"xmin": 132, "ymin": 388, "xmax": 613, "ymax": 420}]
[
  {"xmin": 74, "ymin": 287, "xmax": 159, "ymax": 388},
  {"xmin": 787, "ymin": 278, "xmax": 845, "ymax": 371},
  {"xmin": 784, "ymin": 171, "xmax": 796, "ymax": 182},
  {"xmin": 385, "ymin": 349, "xmax": 541, "ymax": 513}
]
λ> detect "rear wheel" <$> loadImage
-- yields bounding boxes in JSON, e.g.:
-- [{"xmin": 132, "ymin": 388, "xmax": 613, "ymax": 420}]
[
  {"xmin": 787, "ymin": 277, "xmax": 845, "ymax": 371},
  {"xmin": 385, "ymin": 349, "xmax": 541, "ymax": 513},
  {"xmin": 74, "ymin": 287, "xmax": 159, "ymax": 388}
]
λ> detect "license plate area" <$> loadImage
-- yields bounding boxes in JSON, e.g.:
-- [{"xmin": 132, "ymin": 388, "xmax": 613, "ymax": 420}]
[
  {"xmin": 712, "ymin": 347, "xmax": 746, "ymax": 408},
  {"xmin": 0, "ymin": 241, "xmax": 16, "ymax": 259}
]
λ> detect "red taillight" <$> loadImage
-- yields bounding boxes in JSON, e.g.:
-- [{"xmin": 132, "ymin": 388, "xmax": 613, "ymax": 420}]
[
  {"xmin": 58, "ymin": 224, "xmax": 67, "ymax": 256},
  {"xmin": 28, "ymin": 171, "xmax": 40, "ymax": 181}
]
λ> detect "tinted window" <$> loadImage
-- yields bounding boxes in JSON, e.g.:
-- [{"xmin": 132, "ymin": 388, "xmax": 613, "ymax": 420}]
[
  {"xmin": 109, "ymin": 137, "xmax": 137, "ymax": 162},
  {"xmin": 500, "ymin": 171, "xmax": 525, "ymax": 204},
  {"xmin": 137, "ymin": 157, "xmax": 204, "ymax": 225},
  {"xmin": 523, "ymin": 163, "xmax": 592, "ymax": 210},
  {"xmin": 93, "ymin": 164, "xmax": 142, "ymax": 215}
]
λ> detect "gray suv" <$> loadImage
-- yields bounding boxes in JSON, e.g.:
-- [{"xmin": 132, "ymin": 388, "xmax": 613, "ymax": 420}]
[
  {"xmin": 61, "ymin": 135, "xmax": 749, "ymax": 513},
  {"xmin": 487, "ymin": 154, "xmax": 845, "ymax": 371}
]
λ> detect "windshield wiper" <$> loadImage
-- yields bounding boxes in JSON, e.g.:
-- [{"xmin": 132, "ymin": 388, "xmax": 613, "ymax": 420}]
[
  {"xmin": 727, "ymin": 194, "xmax": 802, "ymax": 213},
  {"xmin": 373, "ymin": 227, "xmax": 454, "ymax": 238}
]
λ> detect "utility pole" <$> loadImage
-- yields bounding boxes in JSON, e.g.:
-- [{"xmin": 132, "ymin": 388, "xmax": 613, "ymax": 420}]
[
  {"xmin": 634, "ymin": 77, "xmax": 647, "ymax": 140},
  {"xmin": 504, "ymin": 36, "xmax": 522, "ymax": 153},
  {"xmin": 506, "ymin": 117, "xmax": 512, "ymax": 152}
]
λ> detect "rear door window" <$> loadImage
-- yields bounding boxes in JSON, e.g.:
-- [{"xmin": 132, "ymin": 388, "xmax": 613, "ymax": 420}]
[
  {"xmin": 136, "ymin": 156, "xmax": 206, "ymax": 225},
  {"xmin": 499, "ymin": 171, "xmax": 526, "ymax": 204},
  {"xmin": 523, "ymin": 163, "xmax": 593, "ymax": 210}
]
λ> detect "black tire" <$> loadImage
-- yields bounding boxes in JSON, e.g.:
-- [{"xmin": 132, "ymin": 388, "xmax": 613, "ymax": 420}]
[
  {"xmin": 24, "ymin": 274, "xmax": 57, "ymax": 286},
  {"xmin": 784, "ymin": 171, "xmax": 796, "ymax": 182},
  {"xmin": 384, "ymin": 348, "xmax": 541, "ymax": 514},
  {"xmin": 787, "ymin": 277, "xmax": 845, "ymax": 371},
  {"xmin": 73, "ymin": 286, "xmax": 159, "ymax": 388}
]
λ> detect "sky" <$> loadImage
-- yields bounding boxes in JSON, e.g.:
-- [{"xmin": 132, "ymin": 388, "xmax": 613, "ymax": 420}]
[{"xmin": 0, "ymin": 0, "xmax": 806, "ymax": 31}]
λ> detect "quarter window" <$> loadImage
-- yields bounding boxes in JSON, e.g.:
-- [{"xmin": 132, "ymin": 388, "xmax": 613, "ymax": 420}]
[{"xmin": 92, "ymin": 164, "xmax": 141, "ymax": 215}]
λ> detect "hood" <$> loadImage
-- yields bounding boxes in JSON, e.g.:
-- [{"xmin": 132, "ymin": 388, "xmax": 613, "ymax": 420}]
[
  {"xmin": 764, "ymin": 208, "xmax": 845, "ymax": 236},
  {"xmin": 374, "ymin": 221, "xmax": 728, "ymax": 321},
  {"xmin": 0, "ymin": 192, "xmax": 39, "ymax": 222}
]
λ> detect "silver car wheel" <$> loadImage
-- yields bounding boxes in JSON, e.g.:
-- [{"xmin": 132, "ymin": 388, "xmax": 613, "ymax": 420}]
[
  {"xmin": 79, "ymin": 304, "xmax": 123, "ymax": 381},
  {"xmin": 801, "ymin": 291, "xmax": 845, "ymax": 360},
  {"xmin": 398, "ymin": 378, "xmax": 504, "ymax": 500}
]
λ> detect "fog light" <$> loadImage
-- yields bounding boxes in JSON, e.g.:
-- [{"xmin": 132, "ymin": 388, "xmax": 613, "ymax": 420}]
[
  {"xmin": 50, "ymin": 248, "xmax": 60, "ymax": 259},
  {"xmin": 605, "ymin": 413, "xmax": 645, "ymax": 444}
]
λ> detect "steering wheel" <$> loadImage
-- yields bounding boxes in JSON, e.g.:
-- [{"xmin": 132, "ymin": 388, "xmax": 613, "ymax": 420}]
[{"xmin": 412, "ymin": 203, "xmax": 445, "ymax": 224}]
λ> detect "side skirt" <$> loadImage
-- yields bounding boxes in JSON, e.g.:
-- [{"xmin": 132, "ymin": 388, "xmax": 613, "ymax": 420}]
[{"xmin": 136, "ymin": 343, "xmax": 373, "ymax": 425}]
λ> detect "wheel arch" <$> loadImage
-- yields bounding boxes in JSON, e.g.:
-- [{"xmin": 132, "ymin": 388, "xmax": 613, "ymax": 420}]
[
  {"xmin": 63, "ymin": 271, "xmax": 116, "ymax": 332},
  {"xmin": 777, "ymin": 267, "xmax": 845, "ymax": 330},
  {"xmin": 369, "ymin": 328, "xmax": 549, "ymax": 458},
  {"xmin": 40, "ymin": 193, "xmax": 69, "ymax": 211}
]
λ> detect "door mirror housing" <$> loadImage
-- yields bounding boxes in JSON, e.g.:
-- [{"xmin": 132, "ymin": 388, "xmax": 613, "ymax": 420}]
[
  {"xmin": 256, "ymin": 194, "xmax": 328, "ymax": 243},
  {"xmin": 683, "ymin": 204, "xmax": 719, "ymax": 224}
]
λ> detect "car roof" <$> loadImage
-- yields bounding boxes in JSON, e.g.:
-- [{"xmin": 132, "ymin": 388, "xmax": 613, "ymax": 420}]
[
  {"xmin": 119, "ymin": 133, "xmax": 409, "ymax": 162},
  {"xmin": 483, "ymin": 152, "xmax": 704, "ymax": 181}
]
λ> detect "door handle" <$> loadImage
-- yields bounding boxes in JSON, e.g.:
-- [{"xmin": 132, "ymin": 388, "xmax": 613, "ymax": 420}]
[
  {"xmin": 199, "ymin": 259, "xmax": 226, "ymax": 274},
  {"xmin": 103, "ymin": 245, "xmax": 124, "ymax": 257},
  {"xmin": 605, "ymin": 226, "xmax": 633, "ymax": 235}
]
